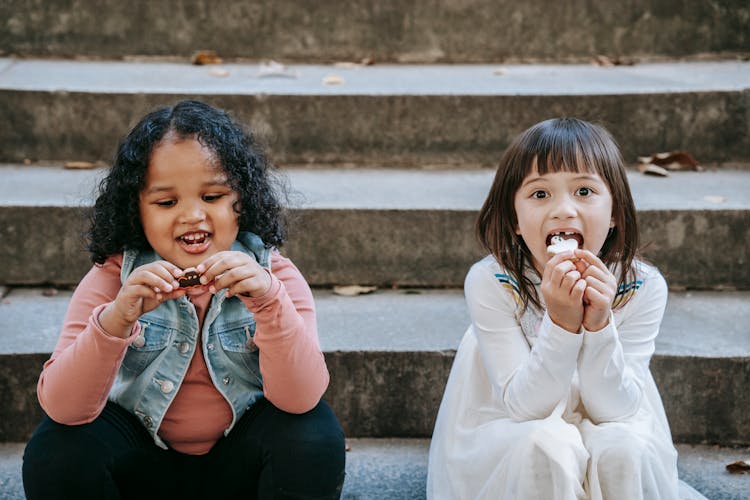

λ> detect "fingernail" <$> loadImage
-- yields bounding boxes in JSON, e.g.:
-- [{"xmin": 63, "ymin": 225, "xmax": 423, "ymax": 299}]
[{"xmin": 200, "ymin": 276, "xmax": 208, "ymax": 284}]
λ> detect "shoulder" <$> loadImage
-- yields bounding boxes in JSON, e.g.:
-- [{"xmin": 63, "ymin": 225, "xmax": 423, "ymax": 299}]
[
  {"xmin": 613, "ymin": 260, "xmax": 667, "ymax": 310},
  {"xmin": 465, "ymin": 255, "xmax": 522, "ymax": 307}
]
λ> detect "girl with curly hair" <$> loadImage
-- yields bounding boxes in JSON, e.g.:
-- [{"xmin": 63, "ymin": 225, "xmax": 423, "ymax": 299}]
[{"xmin": 23, "ymin": 100, "xmax": 345, "ymax": 499}]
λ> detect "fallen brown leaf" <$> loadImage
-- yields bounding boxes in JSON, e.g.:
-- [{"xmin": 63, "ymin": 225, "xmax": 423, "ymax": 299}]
[
  {"xmin": 332, "ymin": 285, "xmax": 377, "ymax": 296},
  {"xmin": 593, "ymin": 55, "xmax": 636, "ymax": 67},
  {"xmin": 64, "ymin": 161, "xmax": 97, "ymax": 170},
  {"xmin": 360, "ymin": 57, "xmax": 375, "ymax": 66},
  {"xmin": 191, "ymin": 50, "xmax": 223, "ymax": 65},
  {"xmin": 637, "ymin": 163, "xmax": 669, "ymax": 177},
  {"xmin": 726, "ymin": 460, "xmax": 750, "ymax": 474},
  {"xmin": 42, "ymin": 288, "xmax": 58, "ymax": 297},
  {"xmin": 493, "ymin": 68, "xmax": 507, "ymax": 75},
  {"xmin": 638, "ymin": 151, "xmax": 703, "ymax": 172},
  {"xmin": 323, "ymin": 75, "xmax": 345, "ymax": 85}
]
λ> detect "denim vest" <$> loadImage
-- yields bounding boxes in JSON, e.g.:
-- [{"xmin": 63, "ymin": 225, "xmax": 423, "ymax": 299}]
[{"xmin": 111, "ymin": 232, "xmax": 271, "ymax": 449}]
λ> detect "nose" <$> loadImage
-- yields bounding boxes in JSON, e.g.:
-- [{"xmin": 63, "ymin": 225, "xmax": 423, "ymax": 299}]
[
  {"xmin": 179, "ymin": 200, "xmax": 206, "ymax": 224},
  {"xmin": 550, "ymin": 195, "xmax": 577, "ymax": 219}
]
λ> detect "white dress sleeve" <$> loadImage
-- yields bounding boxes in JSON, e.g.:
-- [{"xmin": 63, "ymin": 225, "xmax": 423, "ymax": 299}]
[
  {"xmin": 577, "ymin": 265, "xmax": 668, "ymax": 423},
  {"xmin": 464, "ymin": 259, "xmax": 584, "ymax": 421}
]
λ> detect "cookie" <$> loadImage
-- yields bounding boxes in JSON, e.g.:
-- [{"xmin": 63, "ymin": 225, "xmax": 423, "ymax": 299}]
[{"xmin": 178, "ymin": 268, "xmax": 202, "ymax": 288}]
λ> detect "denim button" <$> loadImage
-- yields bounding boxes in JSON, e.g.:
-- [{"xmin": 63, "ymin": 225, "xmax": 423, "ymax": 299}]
[
  {"xmin": 161, "ymin": 381, "xmax": 175, "ymax": 393},
  {"xmin": 143, "ymin": 416, "xmax": 153, "ymax": 428},
  {"xmin": 222, "ymin": 376, "xmax": 231, "ymax": 385},
  {"xmin": 178, "ymin": 342, "xmax": 190, "ymax": 354},
  {"xmin": 207, "ymin": 343, "xmax": 215, "ymax": 351}
]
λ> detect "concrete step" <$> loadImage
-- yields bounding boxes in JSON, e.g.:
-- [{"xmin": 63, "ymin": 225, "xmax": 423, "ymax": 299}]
[
  {"xmin": 1, "ymin": 440, "xmax": 749, "ymax": 499},
  {"xmin": 1, "ymin": 288, "xmax": 748, "ymax": 445},
  {"xmin": 1, "ymin": 59, "xmax": 749, "ymax": 166},
  {"xmin": 1, "ymin": 0, "xmax": 748, "ymax": 63},
  {"xmin": 1, "ymin": 165, "xmax": 749, "ymax": 289}
]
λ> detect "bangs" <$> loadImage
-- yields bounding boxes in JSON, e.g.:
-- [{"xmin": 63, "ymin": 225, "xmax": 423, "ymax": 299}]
[{"xmin": 518, "ymin": 118, "xmax": 619, "ymax": 180}]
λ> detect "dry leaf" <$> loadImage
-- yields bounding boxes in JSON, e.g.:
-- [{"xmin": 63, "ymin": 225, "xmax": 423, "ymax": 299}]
[
  {"xmin": 493, "ymin": 68, "xmax": 506, "ymax": 75},
  {"xmin": 257, "ymin": 60, "xmax": 298, "ymax": 79},
  {"xmin": 638, "ymin": 151, "xmax": 703, "ymax": 172},
  {"xmin": 593, "ymin": 55, "xmax": 635, "ymax": 66},
  {"xmin": 704, "ymin": 195, "xmax": 727, "ymax": 203},
  {"xmin": 332, "ymin": 285, "xmax": 377, "ymax": 296},
  {"xmin": 64, "ymin": 161, "xmax": 97, "ymax": 170},
  {"xmin": 637, "ymin": 163, "xmax": 669, "ymax": 177},
  {"xmin": 208, "ymin": 68, "xmax": 230, "ymax": 78},
  {"xmin": 323, "ymin": 75, "xmax": 345, "ymax": 85},
  {"xmin": 191, "ymin": 50, "xmax": 223, "ymax": 65},
  {"xmin": 42, "ymin": 288, "xmax": 58, "ymax": 297},
  {"xmin": 345, "ymin": 441, "xmax": 352, "ymax": 452},
  {"xmin": 360, "ymin": 57, "xmax": 375, "ymax": 66},
  {"xmin": 23, "ymin": 158, "xmax": 32, "ymax": 165},
  {"xmin": 726, "ymin": 460, "xmax": 750, "ymax": 474}
]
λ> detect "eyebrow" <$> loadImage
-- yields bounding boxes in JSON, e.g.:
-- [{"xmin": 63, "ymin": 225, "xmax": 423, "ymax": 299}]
[
  {"xmin": 520, "ymin": 173, "xmax": 603, "ymax": 188},
  {"xmin": 143, "ymin": 177, "xmax": 231, "ymax": 195}
]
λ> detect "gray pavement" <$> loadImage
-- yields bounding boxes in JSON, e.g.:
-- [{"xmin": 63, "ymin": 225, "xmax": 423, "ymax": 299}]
[
  {"xmin": 1, "ymin": 59, "xmax": 749, "ymax": 96},
  {"xmin": 2, "ymin": 288, "xmax": 748, "ymax": 357},
  {"xmin": 2, "ymin": 165, "xmax": 749, "ymax": 211},
  {"xmin": 1, "ymin": 440, "xmax": 749, "ymax": 500}
]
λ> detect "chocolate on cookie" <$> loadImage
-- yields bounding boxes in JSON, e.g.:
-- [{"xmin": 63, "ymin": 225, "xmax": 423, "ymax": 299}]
[{"xmin": 178, "ymin": 268, "xmax": 202, "ymax": 288}]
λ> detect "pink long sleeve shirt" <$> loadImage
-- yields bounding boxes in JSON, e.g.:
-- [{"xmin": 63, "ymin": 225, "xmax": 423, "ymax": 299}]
[{"xmin": 37, "ymin": 251, "xmax": 329, "ymax": 454}]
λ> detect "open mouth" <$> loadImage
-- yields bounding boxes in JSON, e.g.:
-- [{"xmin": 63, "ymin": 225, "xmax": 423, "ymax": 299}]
[
  {"xmin": 545, "ymin": 231, "xmax": 584, "ymax": 248},
  {"xmin": 178, "ymin": 231, "xmax": 211, "ymax": 246}
]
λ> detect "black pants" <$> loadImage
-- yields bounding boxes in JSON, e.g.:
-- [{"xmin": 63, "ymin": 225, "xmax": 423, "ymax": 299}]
[{"xmin": 23, "ymin": 399, "xmax": 345, "ymax": 500}]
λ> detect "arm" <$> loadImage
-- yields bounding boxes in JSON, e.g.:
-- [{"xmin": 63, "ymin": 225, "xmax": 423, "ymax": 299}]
[
  {"xmin": 240, "ymin": 252, "xmax": 329, "ymax": 413},
  {"xmin": 37, "ymin": 257, "xmax": 137, "ymax": 424},
  {"xmin": 465, "ymin": 260, "xmax": 583, "ymax": 421},
  {"xmin": 577, "ymin": 266, "xmax": 667, "ymax": 422}
]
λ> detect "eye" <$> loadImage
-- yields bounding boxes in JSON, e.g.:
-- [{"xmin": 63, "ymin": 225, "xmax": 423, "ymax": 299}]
[
  {"xmin": 531, "ymin": 190, "xmax": 548, "ymax": 199},
  {"xmin": 203, "ymin": 193, "xmax": 225, "ymax": 202},
  {"xmin": 576, "ymin": 187, "xmax": 592, "ymax": 196},
  {"xmin": 154, "ymin": 200, "xmax": 176, "ymax": 207}
]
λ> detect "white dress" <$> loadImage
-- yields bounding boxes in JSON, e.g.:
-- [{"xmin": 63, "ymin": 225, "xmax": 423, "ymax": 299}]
[{"xmin": 427, "ymin": 256, "xmax": 706, "ymax": 500}]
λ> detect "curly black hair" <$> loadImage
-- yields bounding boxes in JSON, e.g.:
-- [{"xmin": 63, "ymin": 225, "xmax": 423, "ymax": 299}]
[{"xmin": 88, "ymin": 100, "xmax": 287, "ymax": 264}]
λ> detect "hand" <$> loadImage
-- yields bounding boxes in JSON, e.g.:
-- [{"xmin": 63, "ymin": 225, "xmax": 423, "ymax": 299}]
[
  {"xmin": 541, "ymin": 251, "xmax": 586, "ymax": 333},
  {"xmin": 101, "ymin": 261, "xmax": 186, "ymax": 338},
  {"xmin": 196, "ymin": 251, "xmax": 272, "ymax": 298},
  {"xmin": 573, "ymin": 249, "xmax": 617, "ymax": 331}
]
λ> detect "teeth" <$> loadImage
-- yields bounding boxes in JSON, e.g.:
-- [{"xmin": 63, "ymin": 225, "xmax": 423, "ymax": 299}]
[{"xmin": 182, "ymin": 233, "xmax": 207, "ymax": 242}]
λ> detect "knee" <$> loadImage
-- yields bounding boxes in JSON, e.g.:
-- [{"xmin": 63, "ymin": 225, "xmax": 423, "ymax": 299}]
[
  {"xmin": 23, "ymin": 420, "xmax": 115, "ymax": 499},
  {"xmin": 597, "ymin": 434, "xmax": 650, "ymax": 474},
  {"xmin": 265, "ymin": 401, "xmax": 346, "ymax": 497},
  {"xmin": 514, "ymin": 419, "xmax": 588, "ymax": 475}
]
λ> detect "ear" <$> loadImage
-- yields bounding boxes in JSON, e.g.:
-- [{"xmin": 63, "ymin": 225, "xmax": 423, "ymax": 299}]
[{"xmin": 609, "ymin": 215, "xmax": 615, "ymax": 229}]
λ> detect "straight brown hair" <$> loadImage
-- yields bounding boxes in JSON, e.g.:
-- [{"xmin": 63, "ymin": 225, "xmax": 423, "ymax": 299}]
[{"xmin": 476, "ymin": 118, "xmax": 639, "ymax": 311}]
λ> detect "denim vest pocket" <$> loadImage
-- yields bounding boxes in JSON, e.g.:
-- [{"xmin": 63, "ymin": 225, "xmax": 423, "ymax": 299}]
[
  {"xmin": 122, "ymin": 319, "xmax": 175, "ymax": 374},
  {"xmin": 217, "ymin": 324, "xmax": 263, "ymax": 385}
]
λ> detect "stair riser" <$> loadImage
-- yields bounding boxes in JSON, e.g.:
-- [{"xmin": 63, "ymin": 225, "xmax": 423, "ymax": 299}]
[
  {"xmin": 1, "ymin": 207, "xmax": 747, "ymax": 289},
  {"xmin": 1, "ymin": 91, "xmax": 748, "ymax": 166},
  {"xmin": 1, "ymin": 0, "xmax": 748, "ymax": 62},
  {"xmin": 2, "ymin": 352, "xmax": 748, "ymax": 445}
]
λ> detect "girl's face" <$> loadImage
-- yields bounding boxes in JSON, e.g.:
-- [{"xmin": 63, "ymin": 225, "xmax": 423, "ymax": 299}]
[
  {"xmin": 514, "ymin": 166, "xmax": 615, "ymax": 274},
  {"xmin": 139, "ymin": 137, "xmax": 239, "ymax": 269}
]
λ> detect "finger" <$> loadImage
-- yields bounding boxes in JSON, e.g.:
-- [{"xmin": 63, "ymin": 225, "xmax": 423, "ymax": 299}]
[
  {"xmin": 561, "ymin": 270, "xmax": 582, "ymax": 292},
  {"xmin": 129, "ymin": 270, "xmax": 179, "ymax": 294},
  {"xmin": 574, "ymin": 249, "xmax": 609, "ymax": 271},
  {"xmin": 543, "ymin": 251, "xmax": 577, "ymax": 281},
  {"xmin": 583, "ymin": 286, "xmax": 610, "ymax": 309},
  {"xmin": 549, "ymin": 260, "xmax": 577, "ymax": 288},
  {"xmin": 571, "ymin": 279, "xmax": 587, "ymax": 302}
]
